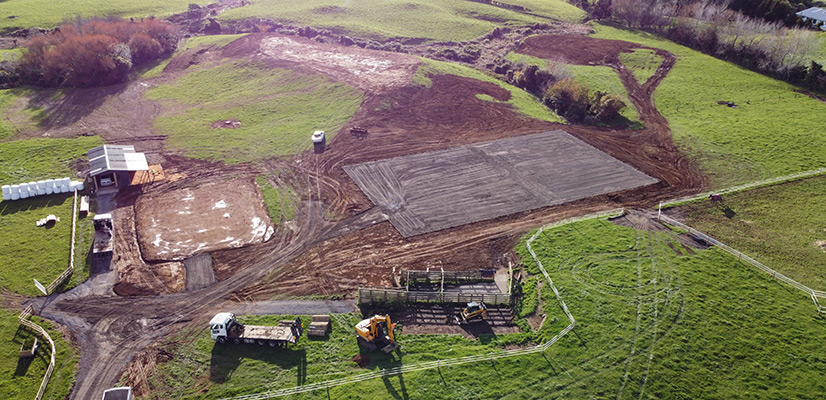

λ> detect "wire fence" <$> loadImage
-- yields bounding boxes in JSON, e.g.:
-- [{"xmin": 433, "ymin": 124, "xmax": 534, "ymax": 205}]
[
  {"xmin": 658, "ymin": 215, "xmax": 826, "ymax": 311},
  {"xmin": 219, "ymin": 210, "xmax": 623, "ymax": 400},
  {"xmin": 46, "ymin": 189, "xmax": 78, "ymax": 294},
  {"xmin": 18, "ymin": 305, "xmax": 56, "ymax": 400},
  {"xmin": 661, "ymin": 166, "xmax": 826, "ymax": 208}
]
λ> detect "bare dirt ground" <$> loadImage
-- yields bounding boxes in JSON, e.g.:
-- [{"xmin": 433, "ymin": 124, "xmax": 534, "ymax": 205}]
[
  {"xmin": 6, "ymin": 29, "xmax": 708, "ymax": 400},
  {"xmin": 248, "ymin": 34, "xmax": 420, "ymax": 92},
  {"xmin": 134, "ymin": 178, "xmax": 273, "ymax": 261}
]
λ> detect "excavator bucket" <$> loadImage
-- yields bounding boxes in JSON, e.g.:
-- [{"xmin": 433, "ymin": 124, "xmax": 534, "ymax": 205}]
[{"xmin": 380, "ymin": 342, "xmax": 399, "ymax": 353}]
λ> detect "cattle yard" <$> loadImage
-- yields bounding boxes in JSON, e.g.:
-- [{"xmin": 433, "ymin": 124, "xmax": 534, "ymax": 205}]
[{"xmin": 2, "ymin": 8, "xmax": 823, "ymax": 399}]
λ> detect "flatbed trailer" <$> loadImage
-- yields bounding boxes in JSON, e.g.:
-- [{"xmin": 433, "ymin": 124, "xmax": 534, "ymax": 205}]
[{"xmin": 210, "ymin": 313, "xmax": 302, "ymax": 347}]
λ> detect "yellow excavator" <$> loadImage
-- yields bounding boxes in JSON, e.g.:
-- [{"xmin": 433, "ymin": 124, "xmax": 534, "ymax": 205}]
[
  {"xmin": 355, "ymin": 315, "xmax": 398, "ymax": 353},
  {"xmin": 454, "ymin": 301, "xmax": 488, "ymax": 325}
]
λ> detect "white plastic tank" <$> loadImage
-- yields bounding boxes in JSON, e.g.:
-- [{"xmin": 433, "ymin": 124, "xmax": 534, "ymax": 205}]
[
  {"xmin": 1, "ymin": 185, "xmax": 9, "ymax": 200},
  {"xmin": 76, "ymin": 181, "xmax": 85, "ymax": 191},
  {"xmin": 36, "ymin": 180, "xmax": 46, "ymax": 195},
  {"xmin": 18, "ymin": 183, "xmax": 29, "ymax": 198},
  {"xmin": 45, "ymin": 179, "xmax": 54, "ymax": 194},
  {"xmin": 60, "ymin": 183, "xmax": 69, "ymax": 193},
  {"xmin": 10, "ymin": 184, "xmax": 19, "ymax": 200},
  {"xmin": 62, "ymin": 177, "xmax": 70, "ymax": 187},
  {"xmin": 70, "ymin": 180, "xmax": 84, "ymax": 191},
  {"xmin": 28, "ymin": 182, "xmax": 37, "ymax": 195}
]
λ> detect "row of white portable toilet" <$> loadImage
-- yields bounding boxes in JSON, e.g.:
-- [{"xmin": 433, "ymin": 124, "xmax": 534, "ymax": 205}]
[{"xmin": 1, "ymin": 178, "xmax": 85, "ymax": 201}]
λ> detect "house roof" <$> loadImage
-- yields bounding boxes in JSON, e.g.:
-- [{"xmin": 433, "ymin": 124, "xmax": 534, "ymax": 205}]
[
  {"xmin": 797, "ymin": 7, "xmax": 826, "ymax": 22},
  {"xmin": 88, "ymin": 145, "xmax": 149, "ymax": 176}
]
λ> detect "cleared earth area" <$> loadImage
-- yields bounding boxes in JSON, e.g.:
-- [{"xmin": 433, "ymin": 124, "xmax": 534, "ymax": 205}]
[{"xmin": 345, "ymin": 130, "xmax": 658, "ymax": 237}]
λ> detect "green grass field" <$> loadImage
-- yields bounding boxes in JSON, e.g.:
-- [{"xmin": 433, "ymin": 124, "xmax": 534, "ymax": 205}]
[
  {"xmin": 143, "ymin": 217, "xmax": 826, "ymax": 399},
  {"xmin": 218, "ymin": 0, "xmax": 584, "ymax": 42},
  {"xmin": 0, "ymin": 0, "xmax": 208, "ymax": 31},
  {"xmin": 0, "ymin": 309, "xmax": 79, "ymax": 400},
  {"xmin": 255, "ymin": 175, "xmax": 296, "ymax": 225},
  {"xmin": 0, "ymin": 137, "xmax": 100, "ymax": 296},
  {"xmin": 140, "ymin": 313, "xmax": 541, "ymax": 399},
  {"xmin": 592, "ymin": 24, "xmax": 826, "ymax": 188},
  {"xmin": 416, "ymin": 58, "xmax": 564, "ymax": 123},
  {"xmin": 511, "ymin": 217, "xmax": 826, "ymax": 398},
  {"xmin": 618, "ymin": 48, "xmax": 662, "ymax": 84},
  {"xmin": 0, "ymin": 88, "xmax": 52, "ymax": 141},
  {"xmin": 147, "ymin": 61, "xmax": 363, "ymax": 164},
  {"xmin": 141, "ymin": 34, "xmax": 248, "ymax": 79},
  {"xmin": 676, "ymin": 175, "xmax": 826, "ymax": 290}
]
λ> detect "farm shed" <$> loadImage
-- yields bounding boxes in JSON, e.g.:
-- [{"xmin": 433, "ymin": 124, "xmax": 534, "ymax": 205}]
[
  {"xmin": 796, "ymin": 7, "xmax": 826, "ymax": 30},
  {"xmin": 87, "ymin": 145, "xmax": 149, "ymax": 190}
]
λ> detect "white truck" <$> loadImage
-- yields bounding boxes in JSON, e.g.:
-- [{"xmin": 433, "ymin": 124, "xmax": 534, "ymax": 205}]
[
  {"xmin": 101, "ymin": 387, "xmax": 133, "ymax": 400},
  {"xmin": 92, "ymin": 213, "xmax": 114, "ymax": 254},
  {"xmin": 209, "ymin": 313, "xmax": 303, "ymax": 347}
]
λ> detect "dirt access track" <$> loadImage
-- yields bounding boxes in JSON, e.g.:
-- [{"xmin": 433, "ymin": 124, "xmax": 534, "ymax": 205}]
[{"xmin": 19, "ymin": 31, "xmax": 708, "ymax": 400}]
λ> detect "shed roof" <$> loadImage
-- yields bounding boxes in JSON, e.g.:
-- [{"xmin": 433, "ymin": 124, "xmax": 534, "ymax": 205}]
[
  {"xmin": 797, "ymin": 7, "xmax": 826, "ymax": 22},
  {"xmin": 88, "ymin": 145, "xmax": 149, "ymax": 176}
]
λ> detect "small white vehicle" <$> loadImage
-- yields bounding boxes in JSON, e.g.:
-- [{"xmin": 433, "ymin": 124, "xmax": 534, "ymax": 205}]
[
  {"xmin": 102, "ymin": 387, "xmax": 133, "ymax": 400},
  {"xmin": 311, "ymin": 130, "xmax": 325, "ymax": 144},
  {"xmin": 210, "ymin": 312, "xmax": 302, "ymax": 347},
  {"xmin": 93, "ymin": 214, "xmax": 114, "ymax": 254}
]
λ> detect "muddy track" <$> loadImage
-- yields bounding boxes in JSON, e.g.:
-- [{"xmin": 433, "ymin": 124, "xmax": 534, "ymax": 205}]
[{"xmin": 19, "ymin": 32, "xmax": 707, "ymax": 399}]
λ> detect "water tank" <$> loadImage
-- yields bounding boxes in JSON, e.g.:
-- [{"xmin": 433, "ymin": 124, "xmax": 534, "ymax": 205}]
[
  {"xmin": 10, "ymin": 184, "xmax": 19, "ymax": 200},
  {"xmin": 36, "ymin": 180, "xmax": 46, "ymax": 195},
  {"xmin": 44, "ymin": 179, "xmax": 54, "ymax": 194},
  {"xmin": 18, "ymin": 183, "xmax": 29, "ymax": 198},
  {"xmin": 1, "ymin": 185, "xmax": 9, "ymax": 200},
  {"xmin": 28, "ymin": 182, "xmax": 37, "ymax": 195},
  {"xmin": 62, "ymin": 177, "xmax": 70, "ymax": 187}
]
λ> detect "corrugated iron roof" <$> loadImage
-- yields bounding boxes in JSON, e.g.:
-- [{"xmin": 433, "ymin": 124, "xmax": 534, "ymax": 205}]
[
  {"xmin": 88, "ymin": 145, "xmax": 149, "ymax": 176},
  {"xmin": 797, "ymin": 7, "xmax": 826, "ymax": 22}
]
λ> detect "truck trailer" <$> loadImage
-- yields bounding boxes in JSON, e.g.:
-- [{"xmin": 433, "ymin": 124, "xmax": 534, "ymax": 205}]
[{"xmin": 209, "ymin": 312, "xmax": 303, "ymax": 347}]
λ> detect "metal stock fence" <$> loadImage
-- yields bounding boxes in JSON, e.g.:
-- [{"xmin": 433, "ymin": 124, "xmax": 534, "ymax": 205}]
[
  {"xmin": 357, "ymin": 288, "xmax": 511, "ymax": 305},
  {"xmin": 219, "ymin": 211, "xmax": 618, "ymax": 400}
]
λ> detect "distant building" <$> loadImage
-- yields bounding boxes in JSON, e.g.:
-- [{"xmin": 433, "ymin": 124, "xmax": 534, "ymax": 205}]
[
  {"xmin": 796, "ymin": 7, "xmax": 826, "ymax": 30},
  {"xmin": 87, "ymin": 145, "xmax": 149, "ymax": 190}
]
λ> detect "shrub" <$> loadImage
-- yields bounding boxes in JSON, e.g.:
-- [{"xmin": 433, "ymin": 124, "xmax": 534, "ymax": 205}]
[
  {"xmin": 20, "ymin": 18, "xmax": 178, "ymax": 88},
  {"xmin": 544, "ymin": 79, "xmax": 626, "ymax": 124}
]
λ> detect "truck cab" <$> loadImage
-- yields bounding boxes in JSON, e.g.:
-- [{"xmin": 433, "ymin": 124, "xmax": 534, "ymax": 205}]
[{"xmin": 209, "ymin": 312, "xmax": 236, "ymax": 342}]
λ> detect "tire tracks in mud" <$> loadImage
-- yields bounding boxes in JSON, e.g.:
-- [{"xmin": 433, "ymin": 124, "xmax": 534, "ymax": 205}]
[{"xmin": 24, "ymin": 32, "xmax": 705, "ymax": 399}]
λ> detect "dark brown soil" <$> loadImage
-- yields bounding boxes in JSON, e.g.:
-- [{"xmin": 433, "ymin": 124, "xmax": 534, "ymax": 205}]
[
  {"xmin": 23, "ymin": 31, "xmax": 709, "ymax": 400},
  {"xmin": 516, "ymin": 34, "xmax": 644, "ymax": 65}
]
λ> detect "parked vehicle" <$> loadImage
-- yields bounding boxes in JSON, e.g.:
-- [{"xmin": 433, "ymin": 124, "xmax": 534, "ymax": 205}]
[{"xmin": 209, "ymin": 312, "xmax": 302, "ymax": 347}]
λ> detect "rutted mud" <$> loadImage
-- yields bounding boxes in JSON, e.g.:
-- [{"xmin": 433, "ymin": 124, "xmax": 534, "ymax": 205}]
[{"xmin": 16, "ymin": 31, "xmax": 709, "ymax": 400}]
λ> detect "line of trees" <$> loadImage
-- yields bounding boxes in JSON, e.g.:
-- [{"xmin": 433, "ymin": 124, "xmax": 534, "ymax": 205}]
[
  {"xmin": 592, "ymin": 0, "xmax": 826, "ymax": 93},
  {"xmin": 18, "ymin": 17, "xmax": 179, "ymax": 88}
]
